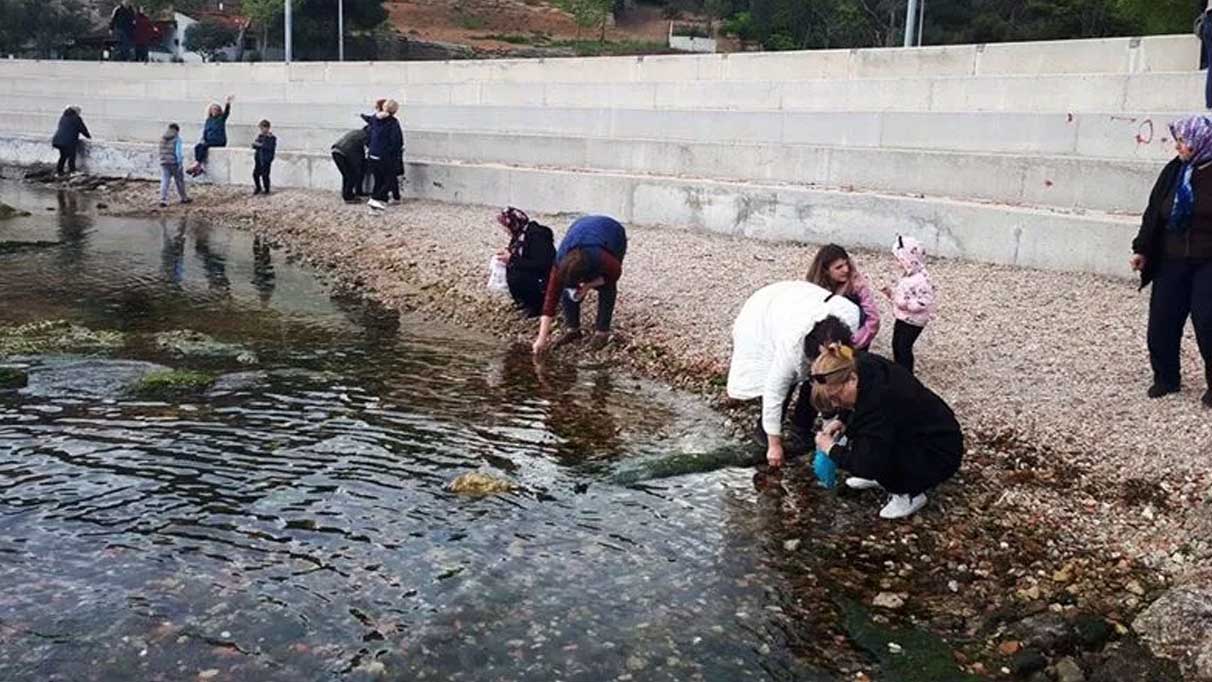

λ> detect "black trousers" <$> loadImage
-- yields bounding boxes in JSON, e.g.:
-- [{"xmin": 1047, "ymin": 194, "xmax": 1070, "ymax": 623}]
[
  {"xmin": 54, "ymin": 144, "xmax": 76, "ymax": 174},
  {"xmin": 369, "ymin": 157, "xmax": 392, "ymax": 202},
  {"xmin": 561, "ymin": 283, "xmax": 617, "ymax": 332},
  {"xmin": 507, "ymin": 269, "xmax": 545, "ymax": 317},
  {"xmin": 253, "ymin": 159, "xmax": 272, "ymax": 192},
  {"xmin": 1147, "ymin": 259, "xmax": 1212, "ymax": 390},
  {"xmin": 332, "ymin": 151, "xmax": 362, "ymax": 200},
  {"xmin": 892, "ymin": 320, "xmax": 925, "ymax": 374}
]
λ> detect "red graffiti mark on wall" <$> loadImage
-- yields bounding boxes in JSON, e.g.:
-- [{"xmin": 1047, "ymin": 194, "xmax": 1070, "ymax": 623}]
[
  {"xmin": 1044, "ymin": 179, "xmax": 1054, "ymax": 187},
  {"xmin": 1066, "ymin": 113, "xmax": 1074, "ymax": 123},
  {"xmin": 1136, "ymin": 119, "xmax": 1154, "ymax": 145}
]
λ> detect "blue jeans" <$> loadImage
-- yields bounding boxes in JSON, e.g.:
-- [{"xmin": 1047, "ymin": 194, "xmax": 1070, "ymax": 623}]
[{"xmin": 160, "ymin": 164, "xmax": 187, "ymax": 202}]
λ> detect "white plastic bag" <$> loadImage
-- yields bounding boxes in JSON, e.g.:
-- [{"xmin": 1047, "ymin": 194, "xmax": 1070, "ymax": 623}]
[{"xmin": 487, "ymin": 256, "xmax": 509, "ymax": 293}]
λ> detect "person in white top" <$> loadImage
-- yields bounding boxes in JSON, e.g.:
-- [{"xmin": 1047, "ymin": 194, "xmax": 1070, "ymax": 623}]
[{"xmin": 727, "ymin": 281, "xmax": 861, "ymax": 468}]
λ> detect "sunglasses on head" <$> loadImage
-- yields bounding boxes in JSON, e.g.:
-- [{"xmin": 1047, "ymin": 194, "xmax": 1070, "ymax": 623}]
[{"xmin": 810, "ymin": 367, "xmax": 850, "ymax": 385}]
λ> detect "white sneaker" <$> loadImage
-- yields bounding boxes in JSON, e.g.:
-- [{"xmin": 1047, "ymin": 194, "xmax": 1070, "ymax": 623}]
[
  {"xmin": 879, "ymin": 494, "xmax": 927, "ymax": 519},
  {"xmin": 367, "ymin": 198, "xmax": 386, "ymax": 210},
  {"xmin": 845, "ymin": 477, "xmax": 881, "ymax": 490}
]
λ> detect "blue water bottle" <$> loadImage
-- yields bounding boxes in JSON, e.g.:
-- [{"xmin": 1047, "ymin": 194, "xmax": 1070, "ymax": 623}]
[{"xmin": 813, "ymin": 449, "xmax": 837, "ymax": 489}]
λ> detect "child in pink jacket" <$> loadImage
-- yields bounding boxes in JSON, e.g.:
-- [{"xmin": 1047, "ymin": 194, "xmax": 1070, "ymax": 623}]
[{"xmin": 880, "ymin": 235, "xmax": 937, "ymax": 373}]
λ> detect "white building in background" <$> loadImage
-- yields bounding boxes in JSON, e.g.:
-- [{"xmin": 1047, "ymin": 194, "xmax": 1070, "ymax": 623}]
[{"xmin": 668, "ymin": 23, "xmax": 717, "ymax": 53}]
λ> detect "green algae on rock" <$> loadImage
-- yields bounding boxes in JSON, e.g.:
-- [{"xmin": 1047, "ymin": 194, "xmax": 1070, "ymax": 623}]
[
  {"xmin": 0, "ymin": 367, "xmax": 28, "ymax": 389},
  {"xmin": 839, "ymin": 597, "xmax": 980, "ymax": 682},
  {"xmin": 0, "ymin": 320, "xmax": 125, "ymax": 356},
  {"xmin": 609, "ymin": 444, "xmax": 762, "ymax": 485},
  {"xmin": 132, "ymin": 370, "xmax": 216, "ymax": 399}
]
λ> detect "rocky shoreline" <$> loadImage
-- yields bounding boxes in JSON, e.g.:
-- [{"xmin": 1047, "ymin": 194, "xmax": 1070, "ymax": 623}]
[{"xmin": 5, "ymin": 167, "xmax": 1210, "ymax": 681}]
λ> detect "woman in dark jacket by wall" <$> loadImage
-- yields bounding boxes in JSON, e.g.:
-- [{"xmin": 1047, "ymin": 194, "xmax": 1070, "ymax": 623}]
[
  {"xmin": 362, "ymin": 99, "xmax": 403, "ymax": 211},
  {"xmin": 1131, "ymin": 115, "xmax": 1212, "ymax": 407},
  {"xmin": 495, "ymin": 207, "xmax": 556, "ymax": 318},
  {"xmin": 810, "ymin": 344, "xmax": 963, "ymax": 520},
  {"xmin": 51, "ymin": 106, "xmax": 91, "ymax": 176}
]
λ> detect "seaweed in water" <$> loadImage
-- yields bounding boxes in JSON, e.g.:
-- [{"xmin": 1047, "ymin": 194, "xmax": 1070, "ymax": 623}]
[
  {"xmin": 838, "ymin": 597, "xmax": 980, "ymax": 682},
  {"xmin": 0, "ymin": 320, "xmax": 125, "ymax": 356},
  {"xmin": 131, "ymin": 370, "xmax": 216, "ymax": 399}
]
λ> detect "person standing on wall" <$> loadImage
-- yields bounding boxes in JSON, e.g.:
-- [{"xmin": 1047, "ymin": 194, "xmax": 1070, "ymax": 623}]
[
  {"xmin": 531, "ymin": 215, "xmax": 628, "ymax": 355},
  {"xmin": 1131, "ymin": 115, "xmax": 1212, "ymax": 408},
  {"xmin": 52, "ymin": 106, "xmax": 91, "ymax": 176},
  {"xmin": 109, "ymin": 1, "xmax": 136, "ymax": 61},
  {"xmin": 133, "ymin": 7, "xmax": 159, "ymax": 63}
]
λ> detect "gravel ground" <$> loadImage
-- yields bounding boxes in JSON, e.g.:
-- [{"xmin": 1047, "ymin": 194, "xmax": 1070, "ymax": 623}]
[{"xmin": 2, "ymin": 170, "xmax": 1202, "ymax": 677}]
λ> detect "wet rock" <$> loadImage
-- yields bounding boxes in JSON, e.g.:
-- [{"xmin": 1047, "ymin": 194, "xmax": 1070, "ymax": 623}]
[
  {"xmin": 206, "ymin": 370, "xmax": 269, "ymax": 396},
  {"xmin": 131, "ymin": 370, "xmax": 216, "ymax": 399},
  {"xmin": 1025, "ymin": 673, "xmax": 1050, "ymax": 682},
  {"xmin": 154, "ymin": 330, "xmax": 258, "ymax": 364},
  {"xmin": 1074, "ymin": 615, "xmax": 1114, "ymax": 650},
  {"xmin": 1011, "ymin": 649, "xmax": 1047, "ymax": 677},
  {"xmin": 1133, "ymin": 585, "xmax": 1212, "ymax": 681},
  {"xmin": 0, "ymin": 319, "xmax": 124, "ymax": 356},
  {"xmin": 21, "ymin": 359, "xmax": 169, "ymax": 399},
  {"xmin": 1015, "ymin": 612, "xmax": 1075, "ymax": 654},
  {"xmin": 1087, "ymin": 639, "xmax": 1184, "ymax": 682},
  {"xmin": 0, "ymin": 201, "xmax": 32, "ymax": 220},
  {"xmin": 447, "ymin": 472, "xmax": 517, "ymax": 495},
  {"xmin": 0, "ymin": 366, "xmax": 28, "ymax": 389},
  {"xmin": 1056, "ymin": 657, "xmax": 1086, "ymax": 682},
  {"xmin": 873, "ymin": 592, "xmax": 906, "ymax": 610}
]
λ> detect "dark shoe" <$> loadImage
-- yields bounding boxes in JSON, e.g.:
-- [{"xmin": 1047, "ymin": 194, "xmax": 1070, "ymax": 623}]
[
  {"xmin": 253, "ymin": 188, "xmax": 262, "ymax": 195},
  {"xmin": 1147, "ymin": 383, "xmax": 1180, "ymax": 399},
  {"xmin": 181, "ymin": 198, "xmax": 193, "ymax": 204},
  {"xmin": 551, "ymin": 329, "xmax": 584, "ymax": 349},
  {"xmin": 1203, "ymin": 390, "xmax": 1212, "ymax": 408},
  {"xmin": 158, "ymin": 201, "xmax": 168, "ymax": 208},
  {"xmin": 587, "ymin": 332, "xmax": 610, "ymax": 351}
]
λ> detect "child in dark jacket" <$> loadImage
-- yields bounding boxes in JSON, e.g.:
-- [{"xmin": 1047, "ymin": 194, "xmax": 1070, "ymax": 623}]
[
  {"xmin": 187, "ymin": 95, "xmax": 232, "ymax": 177},
  {"xmin": 52, "ymin": 106, "xmax": 91, "ymax": 175},
  {"xmin": 252, "ymin": 119, "xmax": 276, "ymax": 195}
]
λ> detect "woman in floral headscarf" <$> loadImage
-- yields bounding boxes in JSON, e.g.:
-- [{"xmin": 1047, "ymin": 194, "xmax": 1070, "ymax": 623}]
[
  {"xmin": 1132, "ymin": 115, "xmax": 1212, "ymax": 407},
  {"xmin": 495, "ymin": 207, "xmax": 556, "ymax": 318}
]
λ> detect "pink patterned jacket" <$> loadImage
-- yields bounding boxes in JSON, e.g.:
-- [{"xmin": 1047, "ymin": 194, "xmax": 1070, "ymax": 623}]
[{"xmin": 891, "ymin": 236, "xmax": 938, "ymax": 327}]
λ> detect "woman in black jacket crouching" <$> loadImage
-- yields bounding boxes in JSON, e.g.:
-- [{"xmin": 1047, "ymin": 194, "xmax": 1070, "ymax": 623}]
[
  {"xmin": 495, "ymin": 207, "xmax": 556, "ymax": 318},
  {"xmin": 810, "ymin": 344, "xmax": 963, "ymax": 520}
]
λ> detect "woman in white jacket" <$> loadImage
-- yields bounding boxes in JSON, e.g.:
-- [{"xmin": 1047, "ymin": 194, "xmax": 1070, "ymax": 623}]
[{"xmin": 727, "ymin": 281, "xmax": 861, "ymax": 467}]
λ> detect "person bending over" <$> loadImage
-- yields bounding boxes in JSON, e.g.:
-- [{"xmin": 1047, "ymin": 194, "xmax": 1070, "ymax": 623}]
[
  {"xmin": 726, "ymin": 281, "xmax": 860, "ymax": 467},
  {"xmin": 532, "ymin": 215, "xmax": 627, "ymax": 355}
]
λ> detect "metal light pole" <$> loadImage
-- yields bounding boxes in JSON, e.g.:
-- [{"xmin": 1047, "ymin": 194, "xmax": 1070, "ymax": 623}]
[
  {"xmin": 903, "ymin": 0, "xmax": 920, "ymax": 48},
  {"xmin": 284, "ymin": 0, "xmax": 293, "ymax": 63},
  {"xmin": 338, "ymin": 0, "xmax": 344, "ymax": 61}
]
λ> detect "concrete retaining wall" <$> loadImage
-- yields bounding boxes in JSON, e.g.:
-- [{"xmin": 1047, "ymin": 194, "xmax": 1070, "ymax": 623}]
[
  {"xmin": 0, "ymin": 134, "xmax": 1138, "ymax": 278},
  {"xmin": 0, "ymin": 34, "xmax": 1196, "ymax": 84}
]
